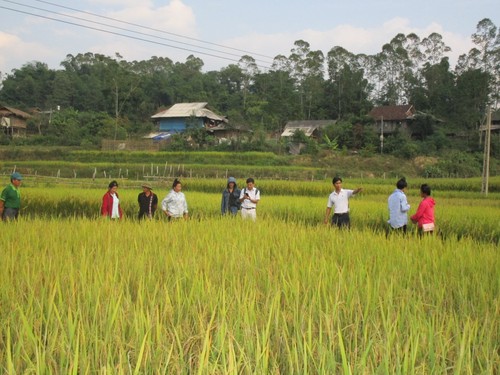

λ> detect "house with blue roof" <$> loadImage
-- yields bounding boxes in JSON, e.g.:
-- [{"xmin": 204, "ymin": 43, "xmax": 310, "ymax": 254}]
[{"xmin": 151, "ymin": 102, "xmax": 227, "ymax": 133}]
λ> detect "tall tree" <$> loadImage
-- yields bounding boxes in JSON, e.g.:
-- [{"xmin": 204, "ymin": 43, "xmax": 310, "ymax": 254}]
[
  {"xmin": 288, "ymin": 40, "xmax": 325, "ymax": 119},
  {"xmin": 0, "ymin": 61, "xmax": 54, "ymax": 109},
  {"xmin": 238, "ymin": 55, "xmax": 259, "ymax": 110},
  {"xmin": 326, "ymin": 47, "xmax": 371, "ymax": 119},
  {"xmin": 456, "ymin": 18, "xmax": 499, "ymax": 107}
]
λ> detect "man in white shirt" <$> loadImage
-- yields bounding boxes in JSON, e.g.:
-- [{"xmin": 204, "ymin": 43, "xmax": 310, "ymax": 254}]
[
  {"xmin": 324, "ymin": 176, "xmax": 362, "ymax": 228},
  {"xmin": 239, "ymin": 177, "xmax": 260, "ymax": 221}
]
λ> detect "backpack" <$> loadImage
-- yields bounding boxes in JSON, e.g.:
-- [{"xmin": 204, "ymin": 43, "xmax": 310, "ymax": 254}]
[{"xmin": 243, "ymin": 187, "xmax": 260, "ymax": 197}]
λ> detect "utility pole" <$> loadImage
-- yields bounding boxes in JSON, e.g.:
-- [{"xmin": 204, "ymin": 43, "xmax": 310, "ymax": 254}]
[
  {"xmin": 380, "ymin": 116, "xmax": 384, "ymax": 154},
  {"xmin": 114, "ymin": 79, "xmax": 119, "ymax": 143},
  {"xmin": 481, "ymin": 108, "xmax": 492, "ymax": 195}
]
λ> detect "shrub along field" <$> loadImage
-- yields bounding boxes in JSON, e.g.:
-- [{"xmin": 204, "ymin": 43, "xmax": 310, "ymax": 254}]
[{"xmin": 0, "ymin": 177, "xmax": 499, "ymax": 372}]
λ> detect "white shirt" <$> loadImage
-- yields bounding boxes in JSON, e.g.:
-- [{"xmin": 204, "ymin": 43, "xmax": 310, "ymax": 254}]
[
  {"xmin": 326, "ymin": 189, "xmax": 354, "ymax": 214},
  {"xmin": 239, "ymin": 187, "xmax": 260, "ymax": 209},
  {"xmin": 161, "ymin": 190, "xmax": 188, "ymax": 217},
  {"xmin": 111, "ymin": 193, "xmax": 120, "ymax": 219}
]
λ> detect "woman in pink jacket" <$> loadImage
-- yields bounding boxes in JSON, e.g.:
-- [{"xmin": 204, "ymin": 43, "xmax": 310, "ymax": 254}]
[{"xmin": 411, "ymin": 184, "xmax": 435, "ymax": 234}]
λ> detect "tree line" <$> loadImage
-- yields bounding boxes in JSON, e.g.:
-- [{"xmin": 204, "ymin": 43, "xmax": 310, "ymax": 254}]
[{"xmin": 0, "ymin": 18, "xmax": 498, "ymax": 159}]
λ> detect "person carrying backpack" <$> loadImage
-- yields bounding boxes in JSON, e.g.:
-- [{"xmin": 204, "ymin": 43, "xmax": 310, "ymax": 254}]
[{"xmin": 239, "ymin": 177, "xmax": 260, "ymax": 221}]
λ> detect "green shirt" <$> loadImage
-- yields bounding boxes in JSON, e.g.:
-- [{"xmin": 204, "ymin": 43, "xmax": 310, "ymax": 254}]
[{"xmin": 0, "ymin": 183, "xmax": 21, "ymax": 209}]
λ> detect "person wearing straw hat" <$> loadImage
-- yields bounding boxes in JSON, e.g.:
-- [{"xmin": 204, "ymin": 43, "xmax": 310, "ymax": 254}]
[
  {"xmin": 0, "ymin": 172, "xmax": 23, "ymax": 221},
  {"xmin": 138, "ymin": 183, "xmax": 158, "ymax": 220}
]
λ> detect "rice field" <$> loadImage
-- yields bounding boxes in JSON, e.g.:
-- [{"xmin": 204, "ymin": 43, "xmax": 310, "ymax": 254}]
[{"xmin": 0, "ymin": 178, "xmax": 499, "ymax": 373}]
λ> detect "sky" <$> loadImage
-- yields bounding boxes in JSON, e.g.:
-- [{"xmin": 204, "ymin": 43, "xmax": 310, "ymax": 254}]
[{"xmin": 0, "ymin": 0, "xmax": 498, "ymax": 77}]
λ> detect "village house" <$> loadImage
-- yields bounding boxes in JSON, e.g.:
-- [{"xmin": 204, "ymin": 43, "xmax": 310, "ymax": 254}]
[
  {"xmin": 368, "ymin": 104, "xmax": 416, "ymax": 137},
  {"xmin": 281, "ymin": 120, "xmax": 337, "ymax": 154},
  {"xmin": 281, "ymin": 120, "xmax": 336, "ymax": 138},
  {"xmin": 151, "ymin": 102, "xmax": 227, "ymax": 133},
  {"xmin": 0, "ymin": 105, "xmax": 31, "ymax": 138}
]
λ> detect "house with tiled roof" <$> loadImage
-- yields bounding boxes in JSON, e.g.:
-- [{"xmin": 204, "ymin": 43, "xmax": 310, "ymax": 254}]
[
  {"xmin": 368, "ymin": 104, "xmax": 415, "ymax": 136},
  {"xmin": 0, "ymin": 105, "xmax": 31, "ymax": 138}
]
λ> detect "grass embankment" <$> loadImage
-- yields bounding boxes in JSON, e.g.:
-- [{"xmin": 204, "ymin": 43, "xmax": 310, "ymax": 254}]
[{"xmin": 0, "ymin": 147, "xmax": 429, "ymax": 179}]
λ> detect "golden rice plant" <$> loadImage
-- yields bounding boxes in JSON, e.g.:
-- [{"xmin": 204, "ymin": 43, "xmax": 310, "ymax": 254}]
[{"xmin": 0, "ymin": 215, "xmax": 498, "ymax": 373}]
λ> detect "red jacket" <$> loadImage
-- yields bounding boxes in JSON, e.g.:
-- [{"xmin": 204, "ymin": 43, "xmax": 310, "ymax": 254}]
[
  {"xmin": 410, "ymin": 197, "xmax": 435, "ymax": 228},
  {"xmin": 101, "ymin": 191, "xmax": 123, "ymax": 219}
]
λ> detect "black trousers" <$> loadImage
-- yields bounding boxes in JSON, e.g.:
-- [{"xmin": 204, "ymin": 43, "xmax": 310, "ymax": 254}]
[
  {"xmin": 2, "ymin": 207, "xmax": 19, "ymax": 221},
  {"xmin": 331, "ymin": 213, "xmax": 350, "ymax": 228}
]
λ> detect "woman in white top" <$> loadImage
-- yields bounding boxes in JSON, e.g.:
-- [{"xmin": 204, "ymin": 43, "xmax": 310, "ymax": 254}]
[
  {"xmin": 161, "ymin": 179, "xmax": 188, "ymax": 220},
  {"xmin": 101, "ymin": 180, "xmax": 123, "ymax": 219}
]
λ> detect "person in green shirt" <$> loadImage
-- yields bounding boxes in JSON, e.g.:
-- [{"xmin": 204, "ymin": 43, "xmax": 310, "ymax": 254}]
[{"xmin": 0, "ymin": 172, "xmax": 22, "ymax": 221}]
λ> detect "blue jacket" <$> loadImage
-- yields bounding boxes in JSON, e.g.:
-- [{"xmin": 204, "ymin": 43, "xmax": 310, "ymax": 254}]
[{"xmin": 221, "ymin": 186, "xmax": 241, "ymax": 214}]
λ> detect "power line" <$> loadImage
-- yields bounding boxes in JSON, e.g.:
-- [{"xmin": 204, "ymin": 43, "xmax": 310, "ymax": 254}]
[
  {"xmin": 4, "ymin": 0, "xmax": 273, "ymax": 65},
  {"xmin": 0, "ymin": 4, "xmax": 274, "ymax": 70},
  {"xmin": 34, "ymin": 0, "xmax": 276, "ymax": 61}
]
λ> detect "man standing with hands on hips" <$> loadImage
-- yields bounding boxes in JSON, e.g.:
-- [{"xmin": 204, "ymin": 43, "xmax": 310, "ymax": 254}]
[
  {"xmin": 239, "ymin": 177, "xmax": 260, "ymax": 221},
  {"xmin": 324, "ymin": 176, "xmax": 362, "ymax": 229},
  {"xmin": 0, "ymin": 172, "xmax": 23, "ymax": 221}
]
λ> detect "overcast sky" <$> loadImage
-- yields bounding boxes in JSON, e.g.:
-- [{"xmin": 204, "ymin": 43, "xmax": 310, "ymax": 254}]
[{"xmin": 0, "ymin": 0, "xmax": 498, "ymax": 77}]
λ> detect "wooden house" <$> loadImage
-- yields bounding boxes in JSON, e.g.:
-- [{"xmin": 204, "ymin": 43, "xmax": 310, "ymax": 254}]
[
  {"xmin": 368, "ymin": 104, "xmax": 415, "ymax": 136},
  {"xmin": 0, "ymin": 105, "xmax": 31, "ymax": 137}
]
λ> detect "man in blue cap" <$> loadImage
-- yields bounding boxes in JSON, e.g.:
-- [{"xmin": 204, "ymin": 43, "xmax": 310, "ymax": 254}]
[{"xmin": 0, "ymin": 172, "xmax": 23, "ymax": 221}]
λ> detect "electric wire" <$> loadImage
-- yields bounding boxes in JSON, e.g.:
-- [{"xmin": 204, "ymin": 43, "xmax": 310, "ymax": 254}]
[
  {"xmin": 0, "ymin": 1, "xmax": 275, "ymax": 70},
  {"xmin": 34, "ymin": 0, "xmax": 275, "ymax": 61},
  {"xmin": 3, "ymin": 0, "xmax": 274, "ymax": 65}
]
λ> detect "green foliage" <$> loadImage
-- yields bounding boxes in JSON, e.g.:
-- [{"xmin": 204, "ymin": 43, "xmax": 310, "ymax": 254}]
[
  {"xmin": 323, "ymin": 121, "xmax": 353, "ymax": 148},
  {"xmin": 322, "ymin": 134, "xmax": 339, "ymax": 151},
  {"xmin": 425, "ymin": 151, "xmax": 482, "ymax": 177},
  {"xmin": 383, "ymin": 131, "xmax": 420, "ymax": 159},
  {"xmin": 0, "ymin": 21, "xmax": 497, "ymax": 153}
]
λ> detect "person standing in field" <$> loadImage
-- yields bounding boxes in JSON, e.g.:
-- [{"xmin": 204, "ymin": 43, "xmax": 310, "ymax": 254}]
[
  {"xmin": 0, "ymin": 172, "xmax": 23, "ymax": 221},
  {"xmin": 101, "ymin": 180, "xmax": 123, "ymax": 219},
  {"xmin": 221, "ymin": 176, "xmax": 241, "ymax": 216},
  {"xmin": 239, "ymin": 177, "xmax": 260, "ymax": 221},
  {"xmin": 324, "ymin": 176, "xmax": 362, "ymax": 229},
  {"xmin": 161, "ymin": 178, "xmax": 188, "ymax": 220},
  {"xmin": 138, "ymin": 183, "xmax": 158, "ymax": 220},
  {"xmin": 387, "ymin": 177, "xmax": 411, "ymax": 233},
  {"xmin": 411, "ymin": 184, "xmax": 435, "ymax": 235}
]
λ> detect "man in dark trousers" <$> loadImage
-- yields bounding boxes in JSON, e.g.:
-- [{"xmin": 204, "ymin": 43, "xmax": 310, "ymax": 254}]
[
  {"xmin": 137, "ymin": 183, "xmax": 158, "ymax": 220},
  {"xmin": 0, "ymin": 172, "xmax": 23, "ymax": 221}
]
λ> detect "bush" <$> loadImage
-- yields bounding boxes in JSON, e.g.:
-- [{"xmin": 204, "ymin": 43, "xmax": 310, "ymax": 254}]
[{"xmin": 433, "ymin": 151, "xmax": 482, "ymax": 177}]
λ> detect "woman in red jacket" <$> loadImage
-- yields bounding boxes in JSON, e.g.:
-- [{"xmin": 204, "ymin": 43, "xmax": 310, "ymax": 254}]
[
  {"xmin": 411, "ymin": 184, "xmax": 435, "ymax": 234},
  {"xmin": 101, "ymin": 180, "xmax": 123, "ymax": 219}
]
